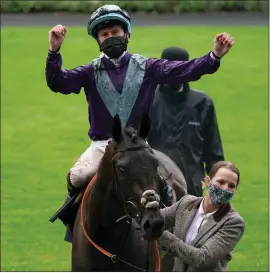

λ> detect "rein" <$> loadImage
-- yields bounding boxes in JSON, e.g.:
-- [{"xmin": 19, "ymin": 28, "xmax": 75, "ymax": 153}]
[{"xmin": 80, "ymin": 174, "xmax": 161, "ymax": 272}]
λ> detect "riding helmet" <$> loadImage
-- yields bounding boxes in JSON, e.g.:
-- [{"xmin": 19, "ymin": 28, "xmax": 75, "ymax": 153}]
[{"xmin": 87, "ymin": 4, "xmax": 131, "ymax": 40}]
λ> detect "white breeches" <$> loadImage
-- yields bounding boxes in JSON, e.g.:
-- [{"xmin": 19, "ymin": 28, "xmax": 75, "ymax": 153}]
[{"xmin": 69, "ymin": 139, "xmax": 110, "ymax": 188}]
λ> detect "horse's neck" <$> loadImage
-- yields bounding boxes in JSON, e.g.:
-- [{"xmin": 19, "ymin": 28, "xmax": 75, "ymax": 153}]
[
  {"xmin": 87, "ymin": 148, "xmax": 123, "ymax": 237},
  {"xmin": 98, "ymin": 191, "xmax": 126, "ymax": 228},
  {"xmin": 83, "ymin": 149, "xmax": 112, "ymax": 234}
]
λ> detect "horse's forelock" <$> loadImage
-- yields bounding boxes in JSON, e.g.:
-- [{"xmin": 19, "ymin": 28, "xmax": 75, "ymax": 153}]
[{"xmin": 124, "ymin": 127, "xmax": 139, "ymax": 142}]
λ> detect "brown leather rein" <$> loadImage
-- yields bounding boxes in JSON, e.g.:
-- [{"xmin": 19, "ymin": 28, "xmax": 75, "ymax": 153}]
[{"xmin": 80, "ymin": 174, "xmax": 161, "ymax": 272}]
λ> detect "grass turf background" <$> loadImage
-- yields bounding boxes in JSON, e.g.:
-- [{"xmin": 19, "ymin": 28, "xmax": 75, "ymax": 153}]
[{"xmin": 1, "ymin": 26, "xmax": 268, "ymax": 271}]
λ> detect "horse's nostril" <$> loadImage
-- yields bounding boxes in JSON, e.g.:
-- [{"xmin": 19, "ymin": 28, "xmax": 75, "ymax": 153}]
[
  {"xmin": 143, "ymin": 219, "xmax": 164, "ymax": 234},
  {"xmin": 152, "ymin": 220, "xmax": 164, "ymax": 234},
  {"xmin": 143, "ymin": 220, "xmax": 150, "ymax": 230}
]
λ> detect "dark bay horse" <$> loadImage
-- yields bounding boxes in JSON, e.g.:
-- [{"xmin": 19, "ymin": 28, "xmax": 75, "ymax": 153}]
[{"xmin": 71, "ymin": 114, "xmax": 187, "ymax": 271}]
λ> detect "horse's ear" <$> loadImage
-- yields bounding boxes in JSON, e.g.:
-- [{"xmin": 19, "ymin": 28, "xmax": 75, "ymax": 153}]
[
  {"xmin": 112, "ymin": 114, "xmax": 123, "ymax": 143},
  {"xmin": 139, "ymin": 113, "xmax": 151, "ymax": 139}
]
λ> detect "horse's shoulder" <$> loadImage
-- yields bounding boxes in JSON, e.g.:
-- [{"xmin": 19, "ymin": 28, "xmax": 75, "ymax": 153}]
[{"xmin": 153, "ymin": 149, "xmax": 185, "ymax": 180}]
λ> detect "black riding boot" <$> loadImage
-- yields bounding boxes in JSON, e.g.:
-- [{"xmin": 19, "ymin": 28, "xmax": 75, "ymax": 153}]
[{"xmin": 49, "ymin": 173, "xmax": 81, "ymax": 227}]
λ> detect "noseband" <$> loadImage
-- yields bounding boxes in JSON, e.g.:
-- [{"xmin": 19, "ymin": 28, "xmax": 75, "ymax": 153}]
[{"xmin": 80, "ymin": 143, "xmax": 161, "ymax": 272}]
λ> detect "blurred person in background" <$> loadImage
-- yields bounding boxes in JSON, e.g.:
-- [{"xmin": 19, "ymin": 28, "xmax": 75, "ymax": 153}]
[{"xmin": 148, "ymin": 47, "xmax": 224, "ymax": 198}]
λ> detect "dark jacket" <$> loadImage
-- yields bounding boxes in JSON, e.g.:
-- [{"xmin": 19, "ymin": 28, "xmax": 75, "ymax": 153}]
[{"xmin": 148, "ymin": 84, "xmax": 224, "ymax": 196}]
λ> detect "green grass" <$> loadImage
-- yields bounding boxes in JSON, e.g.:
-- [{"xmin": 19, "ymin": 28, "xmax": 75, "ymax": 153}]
[{"xmin": 1, "ymin": 25, "xmax": 268, "ymax": 271}]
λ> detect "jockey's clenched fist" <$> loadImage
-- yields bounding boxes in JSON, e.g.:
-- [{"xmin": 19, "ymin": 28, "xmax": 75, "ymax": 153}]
[
  {"xmin": 49, "ymin": 24, "xmax": 67, "ymax": 52},
  {"xmin": 213, "ymin": 32, "xmax": 234, "ymax": 58}
]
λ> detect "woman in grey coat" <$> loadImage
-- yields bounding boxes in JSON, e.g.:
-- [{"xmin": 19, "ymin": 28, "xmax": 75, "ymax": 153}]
[{"xmin": 142, "ymin": 161, "xmax": 245, "ymax": 271}]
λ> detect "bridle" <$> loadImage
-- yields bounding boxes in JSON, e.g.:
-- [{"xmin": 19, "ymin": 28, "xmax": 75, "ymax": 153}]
[
  {"xmin": 111, "ymin": 144, "xmax": 152, "ymax": 220},
  {"xmin": 80, "ymin": 143, "xmax": 161, "ymax": 272}
]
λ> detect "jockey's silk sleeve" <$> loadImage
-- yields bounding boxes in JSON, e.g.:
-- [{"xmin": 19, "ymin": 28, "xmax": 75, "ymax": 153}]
[
  {"xmin": 148, "ymin": 52, "xmax": 220, "ymax": 85},
  {"xmin": 45, "ymin": 51, "xmax": 92, "ymax": 95}
]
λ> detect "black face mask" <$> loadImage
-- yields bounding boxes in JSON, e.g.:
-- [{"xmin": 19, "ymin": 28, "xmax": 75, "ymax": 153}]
[
  {"xmin": 99, "ymin": 36, "xmax": 128, "ymax": 59},
  {"xmin": 163, "ymin": 83, "xmax": 182, "ymax": 91}
]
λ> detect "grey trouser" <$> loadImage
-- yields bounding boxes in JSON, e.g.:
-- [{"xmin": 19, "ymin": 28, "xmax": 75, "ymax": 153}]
[{"xmin": 69, "ymin": 140, "xmax": 110, "ymax": 188}]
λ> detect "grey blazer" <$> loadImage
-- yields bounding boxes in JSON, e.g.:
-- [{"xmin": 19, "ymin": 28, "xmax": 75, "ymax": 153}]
[{"xmin": 158, "ymin": 195, "xmax": 245, "ymax": 272}]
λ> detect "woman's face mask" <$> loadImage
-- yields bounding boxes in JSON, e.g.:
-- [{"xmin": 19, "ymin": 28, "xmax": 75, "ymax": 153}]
[{"xmin": 208, "ymin": 183, "xmax": 235, "ymax": 205}]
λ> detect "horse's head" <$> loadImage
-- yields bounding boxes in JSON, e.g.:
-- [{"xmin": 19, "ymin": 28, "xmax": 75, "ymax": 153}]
[{"xmin": 110, "ymin": 114, "xmax": 164, "ymax": 239}]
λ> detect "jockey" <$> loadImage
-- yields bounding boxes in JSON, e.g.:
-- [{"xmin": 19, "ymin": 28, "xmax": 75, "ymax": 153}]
[{"xmin": 46, "ymin": 4, "xmax": 234, "ymax": 237}]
